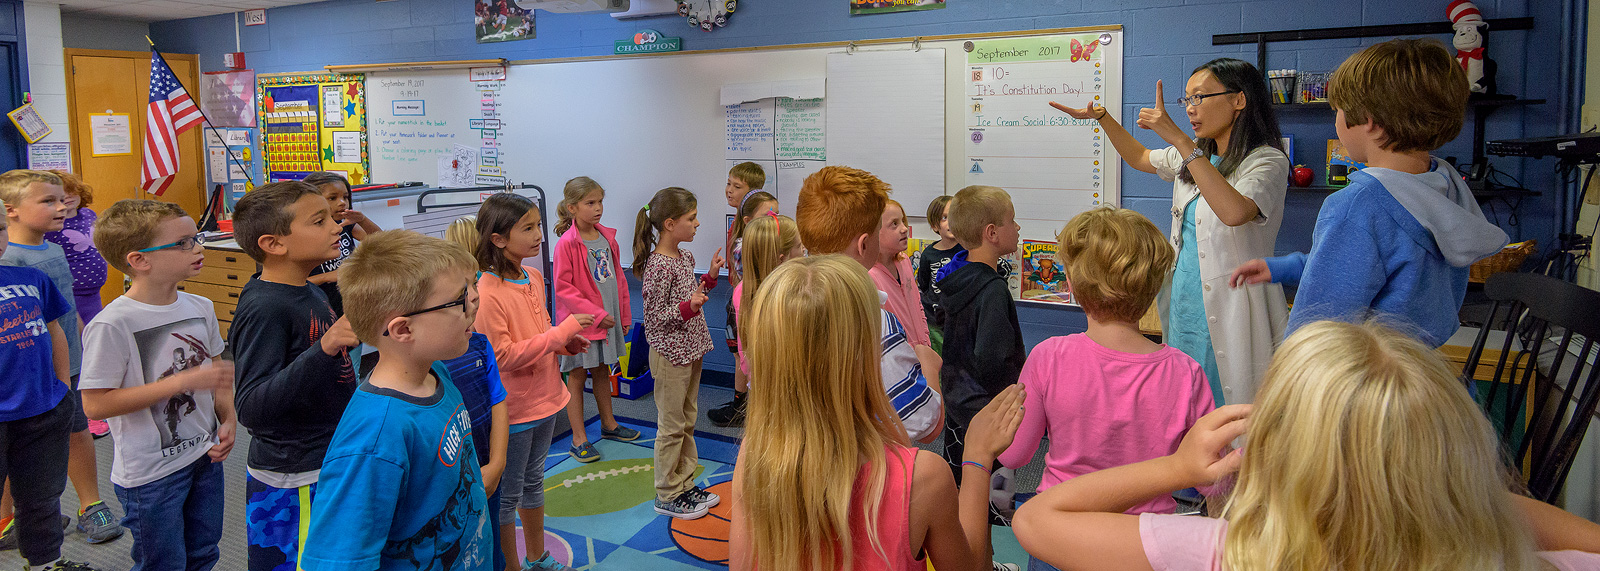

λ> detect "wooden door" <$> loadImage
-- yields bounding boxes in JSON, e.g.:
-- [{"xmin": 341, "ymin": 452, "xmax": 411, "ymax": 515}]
[{"xmin": 64, "ymin": 48, "xmax": 205, "ymax": 303}]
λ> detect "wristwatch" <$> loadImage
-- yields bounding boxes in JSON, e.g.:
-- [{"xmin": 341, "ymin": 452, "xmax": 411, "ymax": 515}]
[{"xmin": 1183, "ymin": 146, "xmax": 1207, "ymax": 166}]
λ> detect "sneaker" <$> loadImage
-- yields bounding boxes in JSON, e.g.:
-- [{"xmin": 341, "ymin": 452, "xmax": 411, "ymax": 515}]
[
  {"xmin": 87, "ymin": 419, "xmax": 109, "ymax": 439},
  {"xmin": 685, "ymin": 485, "xmax": 720, "ymax": 510},
  {"xmin": 522, "ymin": 551, "xmax": 570, "ymax": 571},
  {"xmin": 27, "ymin": 559, "xmax": 102, "ymax": 570},
  {"xmin": 76, "ymin": 502, "xmax": 124, "ymax": 544},
  {"xmin": 653, "ymin": 492, "xmax": 709, "ymax": 520},
  {"xmin": 600, "ymin": 425, "xmax": 640, "ymax": 442},
  {"xmin": 992, "ymin": 563, "xmax": 1020, "ymax": 571},
  {"xmin": 707, "ymin": 391, "xmax": 747, "ymax": 427},
  {"xmin": 569, "ymin": 442, "xmax": 601, "ymax": 463},
  {"xmin": 0, "ymin": 514, "xmax": 70, "ymax": 550}
]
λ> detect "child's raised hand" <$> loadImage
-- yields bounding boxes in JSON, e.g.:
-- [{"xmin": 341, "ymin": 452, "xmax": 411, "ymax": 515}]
[
  {"xmin": 708, "ymin": 248, "xmax": 726, "ymax": 277},
  {"xmin": 1229, "ymin": 259, "xmax": 1272, "ymax": 288},
  {"xmin": 1136, "ymin": 80, "xmax": 1187, "ymax": 145},
  {"xmin": 320, "ymin": 316, "xmax": 360, "ymax": 356},
  {"xmin": 1048, "ymin": 101, "xmax": 1105, "ymax": 120},
  {"xmin": 598, "ymin": 315, "xmax": 616, "ymax": 330},
  {"xmin": 570, "ymin": 313, "xmax": 597, "ymax": 329},
  {"xmin": 689, "ymin": 290, "xmax": 709, "ymax": 312},
  {"xmin": 1170, "ymin": 404, "xmax": 1251, "ymax": 486},
  {"xmin": 173, "ymin": 360, "xmax": 235, "ymax": 393},
  {"xmin": 964, "ymin": 384, "xmax": 1026, "ymax": 465},
  {"xmin": 341, "ymin": 209, "xmax": 369, "ymax": 226}
]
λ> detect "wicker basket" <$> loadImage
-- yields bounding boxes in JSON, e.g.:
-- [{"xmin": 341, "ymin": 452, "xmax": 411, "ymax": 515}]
[{"xmin": 1470, "ymin": 240, "xmax": 1536, "ymax": 283}]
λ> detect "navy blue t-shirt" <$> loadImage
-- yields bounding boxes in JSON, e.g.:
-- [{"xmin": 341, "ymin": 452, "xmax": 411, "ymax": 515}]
[
  {"xmin": 432, "ymin": 333, "xmax": 508, "ymax": 467},
  {"xmin": 0, "ymin": 265, "xmax": 71, "ymax": 421}
]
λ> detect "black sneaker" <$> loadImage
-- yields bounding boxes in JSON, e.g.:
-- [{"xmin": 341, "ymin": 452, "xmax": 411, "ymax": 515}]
[
  {"xmin": 28, "ymin": 559, "xmax": 103, "ymax": 570},
  {"xmin": 685, "ymin": 485, "xmax": 721, "ymax": 510},
  {"xmin": 707, "ymin": 391, "xmax": 746, "ymax": 427},
  {"xmin": 0, "ymin": 514, "xmax": 70, "ymax": 550},
  {"xmin": 652, "ymin": 492, "xmax": 709, "ymax": 520}
]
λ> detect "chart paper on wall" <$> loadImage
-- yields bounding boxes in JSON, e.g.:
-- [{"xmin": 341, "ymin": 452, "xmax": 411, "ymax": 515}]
[
  {"xmin": 724, "ymin": 97, "xmax": 826, "ymax": 214},
  {"xmin": 965, "ymin": 32, "xmax": 1120, "ymax": 243}
]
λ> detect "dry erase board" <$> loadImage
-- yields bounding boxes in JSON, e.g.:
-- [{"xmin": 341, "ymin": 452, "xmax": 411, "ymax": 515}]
[{"xmin": 363, "ymin": 26, "xmax": 1121, "ymax": 271}]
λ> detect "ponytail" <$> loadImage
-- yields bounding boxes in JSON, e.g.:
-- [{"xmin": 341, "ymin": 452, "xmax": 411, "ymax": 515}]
[
  {"xmin": 555, "ymin": 176, "xmax": 604, "ymax": 237},
  {"xmin": 632, "ymin": 186, "xmax": 698, "ymax": 279}
]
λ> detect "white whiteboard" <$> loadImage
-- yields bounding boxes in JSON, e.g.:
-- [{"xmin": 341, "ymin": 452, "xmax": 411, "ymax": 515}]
[{"xmin": 364, "ymin": 27, "xmax": 1122, "ymax": 269}]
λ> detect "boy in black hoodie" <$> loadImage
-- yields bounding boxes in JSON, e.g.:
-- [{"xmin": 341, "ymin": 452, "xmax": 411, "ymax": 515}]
[{"xmin": 933, "ymin": 185, "xmax": 1024, "ymax": 479}]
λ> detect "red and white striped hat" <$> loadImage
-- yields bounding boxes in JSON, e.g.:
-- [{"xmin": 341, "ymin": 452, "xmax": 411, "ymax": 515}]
[{"xmin": 1448, "ymin": 0, "xmax": 1485, "ymax": 25}]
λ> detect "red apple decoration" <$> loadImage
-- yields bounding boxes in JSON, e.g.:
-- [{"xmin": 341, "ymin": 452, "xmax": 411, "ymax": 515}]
[{"xmin": 1292, "ymin": 164, "xmax": 1314, "ymax": 187}]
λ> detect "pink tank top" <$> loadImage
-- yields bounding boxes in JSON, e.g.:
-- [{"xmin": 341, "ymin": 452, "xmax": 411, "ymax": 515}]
[{"xmin": 839, "ymin": 445, "xmax": 923, "ymax": 571}]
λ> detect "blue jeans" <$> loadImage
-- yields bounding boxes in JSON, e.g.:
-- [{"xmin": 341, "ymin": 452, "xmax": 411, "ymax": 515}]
[
  {"xmin": 1028, "ymin": 555, "xmax": 1063, "ymax": 571},
  {"xmin": 114, "ymin": 456, "xmax": 225, "ymax": 571}
]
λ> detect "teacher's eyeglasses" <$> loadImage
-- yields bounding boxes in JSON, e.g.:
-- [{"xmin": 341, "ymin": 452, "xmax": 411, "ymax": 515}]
[
  {"xmin": 383, "ymin": 287, "xmax": 472, "ymax": 336},
  {"xmin": 1175, "ymin": 90, "xmax": 1240, "ymax": 108},
  {"xmin": 137, "ymin": 233, "xmax": 208, "ymax": 253}
]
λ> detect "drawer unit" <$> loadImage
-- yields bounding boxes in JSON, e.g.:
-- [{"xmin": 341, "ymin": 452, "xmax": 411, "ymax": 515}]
[{"xmin": 179, "ymin": 245, "xmax": 254, "ymax": 339}]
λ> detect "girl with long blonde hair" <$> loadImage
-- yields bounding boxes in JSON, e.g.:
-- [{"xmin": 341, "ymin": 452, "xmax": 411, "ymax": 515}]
[
  {"xmin": 727, "ymin": 212, "xmax": 800, "ymax": 376},
  {"xmin": 730, "ymin": 254, "xmax": 1025, "ymax": 571},
  {"xmin": 1014, "ymin": 320, "xmax": 1600, "ymax": 570}
]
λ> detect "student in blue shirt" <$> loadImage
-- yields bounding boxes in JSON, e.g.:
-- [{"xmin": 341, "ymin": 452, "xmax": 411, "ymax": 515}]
[{"xmin": 301, "ymin": 230, "xmax": 493, "ymax": 571}]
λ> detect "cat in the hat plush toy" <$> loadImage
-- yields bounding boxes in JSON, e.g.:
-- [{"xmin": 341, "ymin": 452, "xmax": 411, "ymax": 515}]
[{"xmin": 1448, "ymin": 0, "xmax": 1490, "ymax": 93}]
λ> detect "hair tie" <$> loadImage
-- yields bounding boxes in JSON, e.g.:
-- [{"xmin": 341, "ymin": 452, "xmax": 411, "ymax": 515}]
[
  {"xmin": 643, "ymin": 204, "xmax": 651, "ymax": 212},
  {"xmin": 765, "ymin": 209, "xmax": 779, "ymax": 229}
]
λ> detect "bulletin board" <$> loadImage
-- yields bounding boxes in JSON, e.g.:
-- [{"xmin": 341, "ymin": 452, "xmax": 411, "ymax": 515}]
[{"xmin": 257, "ymin": 73, "xmax": 370, "ymax": 184}]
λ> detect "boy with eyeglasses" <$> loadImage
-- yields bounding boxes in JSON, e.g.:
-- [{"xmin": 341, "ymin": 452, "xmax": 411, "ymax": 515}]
[
  {"xmin": 301, "ymin": 230, "xmax": 493, "ymax": 571},
  {"xmin": 79, "ymin": 199, "xmax": 236, "ymax": 571}
]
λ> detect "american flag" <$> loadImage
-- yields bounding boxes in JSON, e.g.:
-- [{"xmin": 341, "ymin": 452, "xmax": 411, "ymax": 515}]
[{"xmin": 140, "ymin": 49, "xmax": 203, "ymax": 196}]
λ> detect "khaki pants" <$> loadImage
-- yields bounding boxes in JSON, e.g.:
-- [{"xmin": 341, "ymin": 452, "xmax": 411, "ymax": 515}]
[{"xmin": 650, "ymin": 349, "xmax": 702, "ymax": 502}]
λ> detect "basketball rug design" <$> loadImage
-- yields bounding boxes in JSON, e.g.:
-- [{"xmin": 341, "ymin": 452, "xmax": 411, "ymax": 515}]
[
  {"xmin": 515, "ymin": 416, "xmax": 1029, "ymax": 569},
  {"xmin": 513, "ymin": 417, "xmax": 739, "ymax": 570}
]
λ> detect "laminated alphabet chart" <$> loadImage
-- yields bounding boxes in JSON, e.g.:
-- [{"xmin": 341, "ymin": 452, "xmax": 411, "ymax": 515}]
[{"xmin": 964, "ymin": 31, "xmax": 1121, "ymax": 242}]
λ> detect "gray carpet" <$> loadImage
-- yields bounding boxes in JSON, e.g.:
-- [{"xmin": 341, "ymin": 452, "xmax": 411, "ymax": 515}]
[{"xmin": 0, "ymin": 383, "xmax": 1046, "ymax": 570}]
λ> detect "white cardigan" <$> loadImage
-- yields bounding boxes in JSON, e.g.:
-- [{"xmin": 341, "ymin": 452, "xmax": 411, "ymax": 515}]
[{"xmin": 1152, "ymin": 144, "xmax": 1290, "ymax": 404}]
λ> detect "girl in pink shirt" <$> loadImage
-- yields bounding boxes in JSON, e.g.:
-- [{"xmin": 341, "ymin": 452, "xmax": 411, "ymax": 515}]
[
  {"xmin": 472, "ymin": 193, "xmax": 593, "ymax": 571},
  {"xmin": 998, "ymin": 208, "xmax": 1212, "ymax": 536},
  {"xmin": 1014, "ymin": 320, "xmax": 1600, "ymax": 571},
  {"xmin": 551, "ymin": 176, "xmax": 639, "ymax": 463},
  {"xmin": 730, "ymin": 255, "xmax": 1025, "ymax": 571},
  {"xmin": 869, "ymin": 199, "xmax": 934, "ymax": 349}
]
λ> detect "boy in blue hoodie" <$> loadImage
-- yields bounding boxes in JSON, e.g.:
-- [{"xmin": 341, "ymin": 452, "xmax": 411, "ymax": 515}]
[{"xmin": 1229, "ymin": 39, "xmax": 1507, "ymax": 348}]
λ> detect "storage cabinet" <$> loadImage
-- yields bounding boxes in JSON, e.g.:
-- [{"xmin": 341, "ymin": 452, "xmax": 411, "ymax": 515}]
[{"xmin": 176, "ymin": 242, "xmax": 254, "ymax": 338}]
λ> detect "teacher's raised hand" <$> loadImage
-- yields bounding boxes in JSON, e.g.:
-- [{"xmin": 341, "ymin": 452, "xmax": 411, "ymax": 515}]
[
  {"xmin": 1136, "ymin": 80, "xmax": 1189, "ymax": 147},
  {"xmin": 1047, "ymin": 101, "xmax": 1105, "ymax": 121}
]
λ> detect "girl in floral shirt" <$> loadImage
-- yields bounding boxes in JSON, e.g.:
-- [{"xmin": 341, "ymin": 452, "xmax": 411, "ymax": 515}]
[{"xmin": 632, "ymin": 187, "xmax": 724, "ymax": 521}]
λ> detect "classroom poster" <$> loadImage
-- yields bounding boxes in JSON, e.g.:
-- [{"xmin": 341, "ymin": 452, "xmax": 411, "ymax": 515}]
[
  {"xmin": 26, "ymin": 142, "xmax": 71, "ymax": 171},
  {"xmin": 725, "ymin": 97, "xmax": 826, "ymax": 213},
  {"xmin": 201, "ymin": 69, "xmax": 255, "ymax": 127},
  {"xmin": 475, "ymin": 0, "xmax": 535, "ymax": 43},
  {"xmin": 965, "ymin": 32, "xmax": 1120, "ymax": 243},
  {"xmin": 257, "ymin": 73, "xmax": 368, "ymax": 183},
  {"xmin": 88, "ymin": 113, "xmax": 132, "ymax": 156},
  {"xmin": 850, "ymin": 0, "xmax": 945, "ymax": 15},
  {"xmin": 1019, "ymin": 240, "xmax": 1075, "ymax": 305}
]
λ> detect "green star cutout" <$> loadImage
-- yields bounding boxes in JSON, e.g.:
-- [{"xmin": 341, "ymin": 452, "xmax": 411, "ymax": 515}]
[{"xmin": 323, "ymin": 146, "xmax": 334, "ymax": 162}]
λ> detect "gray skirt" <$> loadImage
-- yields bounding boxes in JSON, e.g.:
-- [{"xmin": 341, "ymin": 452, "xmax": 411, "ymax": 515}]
[{"xmin": 560, "ymin": 326, "xmax": 624, "ymax": 371}]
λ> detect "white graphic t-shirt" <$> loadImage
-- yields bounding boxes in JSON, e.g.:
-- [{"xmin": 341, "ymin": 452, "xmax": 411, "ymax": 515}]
[{"xmin": 80, "ymin": 293, "xmax": 224, "ymax": 488}]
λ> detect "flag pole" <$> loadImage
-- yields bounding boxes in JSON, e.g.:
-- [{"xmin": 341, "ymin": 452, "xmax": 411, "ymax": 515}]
[{"xmin": 146, "ymin": 35, "xmax": 256, "ymax": 193}]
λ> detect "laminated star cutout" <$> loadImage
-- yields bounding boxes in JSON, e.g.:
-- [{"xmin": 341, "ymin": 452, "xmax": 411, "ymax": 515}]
[
  {"xmin": 323, "ymin": 146, "xmax": 334, "ymax": 162},
  {"xmin": 349, "ymin": 166, "xmax": 364, "ymax": 183},
  {"xmin": 345, "ymin": 83, "xmax": 359, "ymax": 98},
  {"xmin": 344, "ymin": 100, "xmax": 356, "ymax": 117}
]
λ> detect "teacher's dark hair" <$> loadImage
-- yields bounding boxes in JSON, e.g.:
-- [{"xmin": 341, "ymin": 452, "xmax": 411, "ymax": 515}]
[{"xmin": 1180, "ymin": 58, "xmax": 1282, "ymax": 185}]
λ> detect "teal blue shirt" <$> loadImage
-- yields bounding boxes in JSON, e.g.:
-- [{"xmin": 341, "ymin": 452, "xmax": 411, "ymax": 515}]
[{"xmin": 1166, "ymin": 158, "xmax": 1223, "ymax": 406}]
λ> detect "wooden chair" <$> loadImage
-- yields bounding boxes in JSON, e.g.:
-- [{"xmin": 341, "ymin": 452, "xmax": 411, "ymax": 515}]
[{"xmin": 1461, "ymin": 272, "xmax": 1600, "ymax": 502}]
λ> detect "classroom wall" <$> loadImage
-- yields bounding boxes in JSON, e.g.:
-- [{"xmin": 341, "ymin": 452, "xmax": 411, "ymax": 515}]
[
  {"xmin": 149, "ymin": 0, "xmax": 1577, "ymax": 379},
  {"xmin": 60, "ymin": 13, "xmax": 150, "ymax": 52},
  {"xmin": 21, "ymin": 2, "xmax": 67, "ymax": 148}
]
